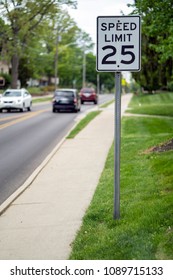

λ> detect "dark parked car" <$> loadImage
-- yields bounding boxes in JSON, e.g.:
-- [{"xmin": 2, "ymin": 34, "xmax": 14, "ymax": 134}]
[
  {"xmin": 79, "ymin": 87, "xmax": 98, "ymax": 104},
  {"xmin": 52, "ymin": 89, "xmax": 81, "ymax": 113}
]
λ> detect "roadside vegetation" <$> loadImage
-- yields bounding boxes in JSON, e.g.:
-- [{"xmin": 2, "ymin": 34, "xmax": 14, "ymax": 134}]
[
  {"xmin": 32, "ymin": 97, "xmax": 52, "ymax": 103},
  {"xmin": 66, "ymin": 99, "xmax": 115, "ymax": 139},
  {"xmin": 27, "ymin": 87, "xmax": 45, "ymax": 95},
  {"xmin": 0, "ymin": 1, "xmax": 172, "ymax": 96},
  {"xmin": 131, "ymin": 1, "xmax": 173, "ymax": 94},
  {"xmin": 126, "ymin": 92, "xmax": 173, "ymax": 117},
  {"xmin": 99, "ymin": 99, "xmax": 114, "ymax": 109},
  {"xmin": 67, "ymin": 110, "xmax": 101, "ymax": 139},
  {"xmin": 0, "ymin": 1, "xmax": 115, "ymax": 91},
  {"xmin": 69, "ymin": 92, "xmax": 173, "ymax": 260}
]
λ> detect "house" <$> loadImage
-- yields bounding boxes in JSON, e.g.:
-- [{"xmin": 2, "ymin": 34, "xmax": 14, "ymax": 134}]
[
  {"xmin": 0, "ymin": 60, "xmax": 10, "ymax": 74},
  {"xmin": 0, "ymin": 60, "xmax": 10, "ymax": 88}
]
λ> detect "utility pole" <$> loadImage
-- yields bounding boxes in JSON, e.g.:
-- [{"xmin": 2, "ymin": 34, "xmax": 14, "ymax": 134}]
[
  {"xmin": 82, "ymin": 48, "xmax": 86, "ymax": 87},
  {"xmin": 54, "ymin": 35, "xmax": 61, "ymax": 91},
  {"xmin": 97, "ymin": 74, "xmax": 100, "ymax": 95}
]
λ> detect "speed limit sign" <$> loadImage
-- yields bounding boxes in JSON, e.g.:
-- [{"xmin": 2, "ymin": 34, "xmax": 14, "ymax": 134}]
[{"xmin": 97, "ymin": 16, "xmax": 141, "ymax": 72}]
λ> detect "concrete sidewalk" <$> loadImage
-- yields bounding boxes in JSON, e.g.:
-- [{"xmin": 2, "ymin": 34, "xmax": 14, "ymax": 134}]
[{"xmin": 0, "ymin": 94, "xmax": 132, "ymax": 260}]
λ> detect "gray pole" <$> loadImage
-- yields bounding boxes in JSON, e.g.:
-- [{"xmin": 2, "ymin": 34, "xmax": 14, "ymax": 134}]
[
  {"xmin": 114, "ymin": 72, "xmax": 121, "ymax": 219},
  {"xmin": 82, "ymin": 49, "xmax": 86, "ymax": 88},
  {"xmin": 54, "ymin": 37, "xmax": 58, "ymax": 91},
  {"xmin": 55, "ymin": 35, "xmax": 61, "ymax": 91},
  {"xmin": 97, "ymin": 74, "xmax": 100, "ymax": 95}
]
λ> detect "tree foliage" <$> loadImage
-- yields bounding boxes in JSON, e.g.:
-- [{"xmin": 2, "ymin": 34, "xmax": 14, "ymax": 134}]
[
  {"xmin": 131, "ymin": 0, "xmax": 173, "ymax": 92},
  {"xmin": 0, "ymin": 0, "xmax": 77, "ymax": 88},
  {"xmin": 0, "ymin": 0, "xmax": 114, "ymax": 91}
]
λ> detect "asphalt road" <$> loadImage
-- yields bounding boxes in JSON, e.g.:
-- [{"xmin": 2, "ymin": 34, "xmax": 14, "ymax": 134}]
[{"xmin": 0, "ymin": 94, "xmax": 114, "ymax": 205}]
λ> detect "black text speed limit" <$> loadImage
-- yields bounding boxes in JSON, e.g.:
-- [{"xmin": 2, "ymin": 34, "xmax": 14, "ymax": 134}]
[{"xmin": 102, "ymin": 45, "xmax": 135, "ymax": 65}]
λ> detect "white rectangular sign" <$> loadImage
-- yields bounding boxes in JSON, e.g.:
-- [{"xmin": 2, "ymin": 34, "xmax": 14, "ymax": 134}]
[{"xmin": 97, "ymin": 16, "xmax": 141, "ymax": 72}]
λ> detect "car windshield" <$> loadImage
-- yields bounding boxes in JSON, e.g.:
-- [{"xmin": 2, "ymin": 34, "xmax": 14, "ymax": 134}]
[
  {"xmin": 3, "ymin": 91, "xmax": 22, "ymax": 97},
  {"xmin": 55, "ymin": 91, "xmax": 74, "ymax": 98},
  {"xmin": 81, "ymin": 88, "xmax": 94, "ymax": 93}
]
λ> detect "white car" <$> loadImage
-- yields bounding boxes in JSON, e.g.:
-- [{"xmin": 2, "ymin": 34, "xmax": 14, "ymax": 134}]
[{"xmin": 0, "ymin": 88, "xmax": 32, "ymax": 112}]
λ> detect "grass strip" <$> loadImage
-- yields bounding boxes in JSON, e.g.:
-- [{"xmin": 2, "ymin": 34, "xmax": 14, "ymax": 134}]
[
  {"xmin": 67, "ymin": 110, "xmax": 101, "ymax": 139},
  {"xmin": 69, "ymin": 93, "xmax": 173, "ymax": 260},
  {"xmin": 32, "ymin": 97, "xmax": 52, "ymax": 103},
  {"xmin": 99, "ymin": 99, "xmax": 114, "ymax": 108},
  {"xmin": 127, "ymin": 92, "xmax": 173, "ymax": 117}
]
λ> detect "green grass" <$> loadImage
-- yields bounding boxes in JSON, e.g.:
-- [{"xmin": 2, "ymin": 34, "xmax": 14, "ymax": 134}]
[
  {"xmin": 28, "ymin": 87, "xmax": 45, "ymax": 95},
  {"xmin": 32, "ymin": 97, "xmax": 52, "ymax": 103},
  {"xmin": 69, "ymin": 92, "xmax": 173, "ymax": 260},
  {"xmin": 99, "ymin": 99, "xmax": 114, "ymax": 108},
  {"xmin": 127, "ymin": 91, "xmax": 173, "ymax": 116},
  {"xmin": 67, "ymin": 110, "xmax": 101, "ymax": 139},
  {"xmin": 66, "ymin": 99, "xmax": 114, "ymax": 139}
]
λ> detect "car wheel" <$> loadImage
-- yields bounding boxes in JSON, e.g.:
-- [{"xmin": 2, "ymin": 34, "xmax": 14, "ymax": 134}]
[
  {"xmin": 52, "ymin": 108, "xmax": 56, "ymax": 113},
  {"xmin": 73, "ymin": 107, "xmax": 78, "ymax": 113},
  {"xmin": 20, "ymin": 103, "xmax": 25, "ymax": 112},
  {"xmin": 27, "ymin": 102, "xmax": 32, "ymax": 111}
]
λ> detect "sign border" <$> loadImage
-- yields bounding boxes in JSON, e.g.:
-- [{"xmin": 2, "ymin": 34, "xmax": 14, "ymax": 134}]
[{"xmin": 96, "ymin": 15, "xmax": 141, "ymax": 72}]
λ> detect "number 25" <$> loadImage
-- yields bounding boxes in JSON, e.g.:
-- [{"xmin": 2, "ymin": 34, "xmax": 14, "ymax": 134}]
[{"xmin": 102, "ymin": 45, "xmax": 135, "ymax": 65}]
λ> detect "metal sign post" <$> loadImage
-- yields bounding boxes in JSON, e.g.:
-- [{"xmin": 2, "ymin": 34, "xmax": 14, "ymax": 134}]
[
  {"xmin": 96, "ymin": 15, "xmax": 141, "ymax": 220},
  {"xmin": 114, "ymin": 72, "xmax": 121, "ymax": 219}
]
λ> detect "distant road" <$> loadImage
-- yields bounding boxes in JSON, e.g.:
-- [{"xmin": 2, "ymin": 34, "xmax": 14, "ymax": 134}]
[{"xmin": 0, "ymin": 94, "xmax": 114, "ymax": 205}]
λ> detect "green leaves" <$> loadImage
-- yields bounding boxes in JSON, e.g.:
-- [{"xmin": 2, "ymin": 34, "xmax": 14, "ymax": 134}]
[
  {"xmin": 132, "ymin": 0, "xmax": 173, "ymax": 92},
  {"xmin": 69, "ymin": 92, "xmax": 173, "ymax": 260},
  {"xmin": 0, "ymin": 0, "xmax": 78, "ymax": 87}
]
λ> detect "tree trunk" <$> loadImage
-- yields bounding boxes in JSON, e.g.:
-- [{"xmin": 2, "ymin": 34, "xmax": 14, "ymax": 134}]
[{"xmin": 11, "ymin": 53, "xmax": 19, "ymax": 89}]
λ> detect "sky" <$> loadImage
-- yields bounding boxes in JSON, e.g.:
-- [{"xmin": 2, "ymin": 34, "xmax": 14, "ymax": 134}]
[{"xmin": 67, "ymin": 0, "xmax": 134, "ymax": 47}]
